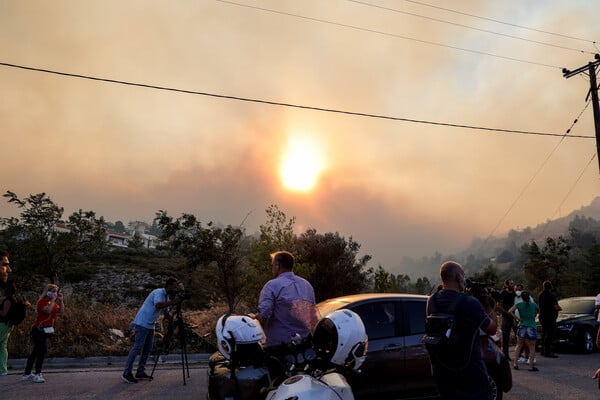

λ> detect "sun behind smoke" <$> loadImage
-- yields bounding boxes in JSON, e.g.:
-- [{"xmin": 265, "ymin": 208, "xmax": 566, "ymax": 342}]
[{"xmin": 279, "ymin": 137, "xmax": 324, "ymax": 192}]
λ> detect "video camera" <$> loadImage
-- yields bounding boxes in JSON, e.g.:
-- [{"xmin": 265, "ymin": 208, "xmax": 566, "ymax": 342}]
[
  {"xmin": 172, "ymin": 282, "xmax": 192, "ymax": 301},
  {"xmin": 465, "ymin": 279, "xmax": 500, "ymax": 308}
]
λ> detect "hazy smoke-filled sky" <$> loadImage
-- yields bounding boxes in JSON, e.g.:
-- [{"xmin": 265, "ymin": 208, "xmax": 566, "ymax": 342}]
[{"xmin": 1, "ymin": 1, "xmax": 599, "ymax": 272}]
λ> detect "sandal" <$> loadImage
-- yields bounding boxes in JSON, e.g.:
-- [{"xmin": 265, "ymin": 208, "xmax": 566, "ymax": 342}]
[{"xmin": 528, "ymin": 367, "xmax": 539, "ymax": 372}]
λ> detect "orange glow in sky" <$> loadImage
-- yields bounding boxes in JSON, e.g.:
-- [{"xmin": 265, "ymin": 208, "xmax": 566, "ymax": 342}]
[{"xmin": 280, "ymin": 137, "xmax": 324, "ymax": 192}]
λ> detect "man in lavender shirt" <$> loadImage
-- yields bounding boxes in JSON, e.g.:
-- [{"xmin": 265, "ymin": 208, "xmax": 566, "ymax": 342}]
[{"xmin": 257, "ymin": 251, "xmax": 318, "ymax": 348}]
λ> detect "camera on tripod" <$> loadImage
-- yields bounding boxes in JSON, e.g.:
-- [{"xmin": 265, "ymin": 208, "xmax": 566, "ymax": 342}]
[{"xmin": 172, "ymin": 282, "xmax": 192, "ymax": 301}]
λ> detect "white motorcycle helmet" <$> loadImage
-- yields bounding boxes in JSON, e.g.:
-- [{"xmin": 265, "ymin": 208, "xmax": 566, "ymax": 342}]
[
  {"xmin": 216, "ymin": 314, "xmax": 265, "ymax": 360},
  {"xmin": 313, "ymin": 309, "xmax": 368, "ymax": 371}
]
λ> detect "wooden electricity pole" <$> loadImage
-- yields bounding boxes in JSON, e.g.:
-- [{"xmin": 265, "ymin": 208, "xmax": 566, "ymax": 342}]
[{"xmin": 563, "ymin": 54, "xmax": 600, "ymax": 172}]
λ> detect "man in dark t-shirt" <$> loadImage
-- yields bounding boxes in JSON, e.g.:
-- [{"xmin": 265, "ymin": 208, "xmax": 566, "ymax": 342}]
[
  {"xmin": 425, "ymin": 261, "xmax": 498, "ymax": 400},
  {"xmin": 538, "ymin": 280, "xmax": 561, "ymax": 358},
  {"xmin": 497, "ymin": 279, "xmax": 516, "ymax": 359}
]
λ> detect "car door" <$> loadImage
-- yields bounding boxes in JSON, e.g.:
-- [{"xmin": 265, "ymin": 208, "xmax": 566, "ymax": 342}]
[
  {"xmin": 347, "ymin": 299, "xmax": 405, "ymax": 397},
  {"xmin": 399, "ymin": 298, "xmax": 436, "ymax": 394}
]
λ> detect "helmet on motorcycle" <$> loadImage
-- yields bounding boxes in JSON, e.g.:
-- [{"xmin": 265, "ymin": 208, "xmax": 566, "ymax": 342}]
[
  {"xmin": 216, "ymin": 314, "xmax": 265, "ymax": 360},
  {"xmin": 313, "ymin": 309, "xmax": 368, "ymax": 371}
]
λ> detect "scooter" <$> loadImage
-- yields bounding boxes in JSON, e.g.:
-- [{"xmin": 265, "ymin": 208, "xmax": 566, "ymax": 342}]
[{"xmin": 207, "ymin": 310, "xmax": 368, "ymax": 400}]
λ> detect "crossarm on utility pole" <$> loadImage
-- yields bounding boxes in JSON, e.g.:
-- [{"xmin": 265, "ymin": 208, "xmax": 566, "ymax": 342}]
[{"xmin": 563, "ymin": 54, "xmax": 600, "ymax": 172}]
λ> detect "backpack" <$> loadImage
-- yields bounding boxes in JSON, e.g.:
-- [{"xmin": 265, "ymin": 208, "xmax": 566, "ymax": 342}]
[
  {"xmin": 421, "ymin": 292, "xmax": 466, "ymax": 347},
  {"xmin": 6, "ymin": 297, "xmax": 26, "ymax": 326}
]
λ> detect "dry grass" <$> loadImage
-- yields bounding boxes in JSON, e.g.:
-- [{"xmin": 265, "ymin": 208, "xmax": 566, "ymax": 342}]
[
  {"xmin": 7, "ymin": 299, "xmax": 247, "ymax": 358},
  {"xmin": 8, "ymin": 296, "xmax": 137, "ymax": 358}
]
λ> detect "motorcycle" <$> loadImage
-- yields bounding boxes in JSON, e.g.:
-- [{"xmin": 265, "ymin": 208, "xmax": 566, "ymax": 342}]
[{"xmin": 207, "ymin": 310, "xmax": 368, "ymax": 400}]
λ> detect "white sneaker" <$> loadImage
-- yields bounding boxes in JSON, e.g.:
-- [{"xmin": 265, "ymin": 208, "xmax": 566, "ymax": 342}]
[
  {"xmin": 518, "ymin": 357, "xmax": 527, "ymax": 363},
  {"xmin": 21, "ymin": 374, "xmax": 34, "ymax": 381},
  {"xmin": 527, "ymin": 358, "xmax": 537, "ymax": 364},
  {"xmin": 32, "ymin": 374, "xmax": 45, "ymax": 383}
]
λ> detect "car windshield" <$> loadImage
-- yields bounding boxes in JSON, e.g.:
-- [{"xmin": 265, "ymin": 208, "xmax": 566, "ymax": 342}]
[{"xmin": 559, "ymin": 298, "xmax": 594, "ymax": 315}]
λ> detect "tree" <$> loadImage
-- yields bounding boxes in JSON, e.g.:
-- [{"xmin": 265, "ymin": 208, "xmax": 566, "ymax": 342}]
[
  {"xmin": 522, "ymin": 237, "xmax": 571, "ymax": 297},
  {"xmin": 0, "ymin": 191, "xmax": 106, "ymax": 286},
  {"xmin": 114, "ymin": 220, "xmax": 126, "ymax": 233},
  {"xmin": 413, "ymin": 277, "xmax": 433, "ymax": 295},
  {"xmin": 295, "ymin": 228, "xmax": 372, "ymax": 301},
  {"xmin": 396, "ymin": 274, "xmax": 411, "ymax": 293},
  {"xmin": 373, "ymin": 266, "xmax": 398, "ymax": 293},
  {"xmin": 154, "ymin": 211, "xmax": 249, "ymax": 312},
  {"xmin": 127, "ymin": 232, "xmax": 144, "ymax": 249},
  {"xmin": 246, "ymin": 205, "xmax": 297, "ymax": 306},
  {"xmin": 468, "ymin": 264, "xmax": 500, "ymax": 287},
  {"xmin": 67, "ymin": 209, "xmax": 107, "ymax": 253}
]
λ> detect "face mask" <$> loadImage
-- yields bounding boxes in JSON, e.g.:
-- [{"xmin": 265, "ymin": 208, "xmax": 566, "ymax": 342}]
[
  {"xmin": 516, "ymin": 290, "xmax": 522, "ymax": 297},
  {"xmin": 47, "ymin": 291, "xmax": 57, "ymax": 300}
]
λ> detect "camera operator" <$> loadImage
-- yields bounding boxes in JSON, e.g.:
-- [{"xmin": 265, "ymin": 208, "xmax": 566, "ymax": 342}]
[
  {"xmin": 121, "ymin": 277, "xmax": 182, "ymax": 384},
  {"xmin": 426, "ymin": 261, "xmax": 497, "ymax": 400}
]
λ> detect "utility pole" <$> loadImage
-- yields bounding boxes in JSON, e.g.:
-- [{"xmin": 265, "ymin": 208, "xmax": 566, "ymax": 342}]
[{"xmin": 563, "ymin": 54, "xmax": 600, "ymax": 172}]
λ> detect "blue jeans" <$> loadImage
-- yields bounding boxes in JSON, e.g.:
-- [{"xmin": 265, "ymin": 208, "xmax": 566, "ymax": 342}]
[{"xmin": 123, "ymin": 324, "xmax": 155, "ymax": 375}]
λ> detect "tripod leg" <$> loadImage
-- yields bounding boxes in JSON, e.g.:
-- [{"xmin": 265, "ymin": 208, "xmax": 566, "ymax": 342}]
[
  {"xmin": 182, "ymin": 332, "xmax": 190, "ymax": 378},
  {"xmin": 151, "ymin": 328, "xmax": 173, "ymax": 378},
  {"xmin": 150, "ymin": 339, "xmax": 163, "ymax": 377}
]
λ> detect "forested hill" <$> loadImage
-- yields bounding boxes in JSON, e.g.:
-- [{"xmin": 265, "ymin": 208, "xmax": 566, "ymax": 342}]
[{"xmin": 396, "ymin": 196, "xmax": 600, "ymax": 280}]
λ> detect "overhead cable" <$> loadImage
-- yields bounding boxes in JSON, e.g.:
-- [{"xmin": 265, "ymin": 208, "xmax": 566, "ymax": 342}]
[
  {"xmin": 401, "ymin": 0, "xmax": 597, "ymax": 44},
  {"xmin": 347, "ymin": 0, "xmax": 595, "ymax": 55},
  {"xmin": 482, "ymin": 100, "xmax": 592, "ymax": 245},
  {"xmin": 1, "ymin": 62, "xmax": 594, "ymax": 140},
  {"xmin": 215, "ymin": 0, "xmax": 562, "ymax": 70}
]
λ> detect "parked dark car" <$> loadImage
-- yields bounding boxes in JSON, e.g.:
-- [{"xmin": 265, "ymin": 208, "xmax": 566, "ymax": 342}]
[
  {"xmin": 538, "ymin": 296, "xmax": 599, "ymax": 354},
  {"xmin": 317, "ymin": 293, "xmax": 512, "ymax": 400}
]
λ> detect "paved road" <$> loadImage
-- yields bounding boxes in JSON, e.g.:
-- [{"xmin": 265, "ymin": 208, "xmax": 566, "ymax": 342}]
[
  {"xmin": 4, "ymin": 355, "xmax": 208, "ymax": 400},
  {"xmin": 502, "ymin": 351, "xmax": 600, "ymax": 400},
  {"xmin": 2, "ymin": 365, "xmax": 208, "ymax": 400},
  {"xmin": 3, "ymin": 349, "xmax": 600, "ymax": 399}
]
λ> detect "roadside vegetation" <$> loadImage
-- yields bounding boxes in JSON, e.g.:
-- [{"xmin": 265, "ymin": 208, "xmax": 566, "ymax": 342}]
[{"xmin": 2, "ymin": 191, "xmax": 600, "ymax": 358}]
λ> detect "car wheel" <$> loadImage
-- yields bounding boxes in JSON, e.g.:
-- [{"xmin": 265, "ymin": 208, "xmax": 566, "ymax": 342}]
[
  {"xmin": 580, "ymin": 329, "xmax": 594, "ymax": 354},
  {"xmin": 488, "ymin": 373, "xmax": 502, "ymax": 400}
]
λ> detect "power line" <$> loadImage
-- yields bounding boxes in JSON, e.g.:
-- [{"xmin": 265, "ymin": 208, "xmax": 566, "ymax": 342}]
[
  {"xmin": 401, "ymin": 0, "xmax": 597, "ymax": 44},
  {"xmin": 543, "ymin": 152, "xmax": 597, "ymax": 236},
  {"xmin": 483, "ymin": 100, "xmax": 592, "ymax": 245},
  {"xmin": 347, "ymin": 0, "xmax": 595, "ymax": 55},
  {"xmin": 1, "ymin": 61, "xmax": 594, "ymax": 140},
  {"xmin": 215, "ymin": 0, "xmax": 562, "ymax": 70}
]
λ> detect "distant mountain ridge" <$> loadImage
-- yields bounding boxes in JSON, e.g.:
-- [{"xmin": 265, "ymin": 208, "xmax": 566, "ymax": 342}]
[
  {"xmin": 462, "ymin": 196, "xmax": 600, "ymax": 260},
  {"xmin": 396, "ymin": 197, "xmax": 600, "ymax": 280}
]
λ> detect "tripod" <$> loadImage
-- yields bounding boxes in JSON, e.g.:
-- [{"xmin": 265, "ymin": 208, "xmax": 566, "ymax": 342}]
[{"xmin": 150, "ymin": 302, "xmax": 190, "ymax": 385}]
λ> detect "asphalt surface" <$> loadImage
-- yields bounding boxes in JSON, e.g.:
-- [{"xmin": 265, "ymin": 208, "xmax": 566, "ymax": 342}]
[
  {"xmin": 3, "ymin": 349, "xmax": 600, "ymax": 400},
  {"xmin": 4, "ymin": 354, "xmax": 210, "ymax": 400}
]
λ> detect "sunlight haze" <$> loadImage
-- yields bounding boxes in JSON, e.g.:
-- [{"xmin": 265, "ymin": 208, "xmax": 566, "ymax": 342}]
[{"xmin": 1, "ymin": 0, "xmax": 599, "ymax": 273}]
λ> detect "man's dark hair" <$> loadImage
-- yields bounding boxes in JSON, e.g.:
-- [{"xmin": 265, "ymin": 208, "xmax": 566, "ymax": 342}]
[
  {"xmin": 271, "ymin": 251, "xmax": 294, "ymax": 271},
  {"xmin": 165, "ymin": 277, "xmax": 179, "ymax": 288},
  {"xmin": 543, "ymin": 280, "xmax": 552, "ymax": 290},
  {"xmin": 0, "ymin": 250, "xmax": 9, "ymax": 258}
]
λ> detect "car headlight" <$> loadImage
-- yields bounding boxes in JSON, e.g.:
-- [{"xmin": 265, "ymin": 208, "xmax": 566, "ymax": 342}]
[{"xmin": 557, "ymin": 323, "xmax": 573, "ymax": 330}]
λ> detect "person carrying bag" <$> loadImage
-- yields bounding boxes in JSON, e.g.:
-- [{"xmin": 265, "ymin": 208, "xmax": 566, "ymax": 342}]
[{"xmin": 21, "ymin": 284, "xmax": 64, "ymax": 383}]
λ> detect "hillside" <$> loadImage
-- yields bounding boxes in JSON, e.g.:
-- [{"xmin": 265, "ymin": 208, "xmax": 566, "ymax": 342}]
[
  {"xmin": 469, "ymin": 196, "xmax": 600, "ymax": 256},
  {"xmin": 395, "ymin": 197, "xmax": 600, "ymax": 279}
]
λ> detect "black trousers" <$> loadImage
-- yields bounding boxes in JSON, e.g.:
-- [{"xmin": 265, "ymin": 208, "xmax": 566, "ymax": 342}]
[
  {"xmin": 501, "ymin": 316, "xmax": 516, "ymax": 357},
  {"xmin": 25, "ymin": 326, "xmax": 49, "ymax": 375},
  {"xmin": 540, "ymin": 319, "xmax": 556, "ymax": 356}
]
